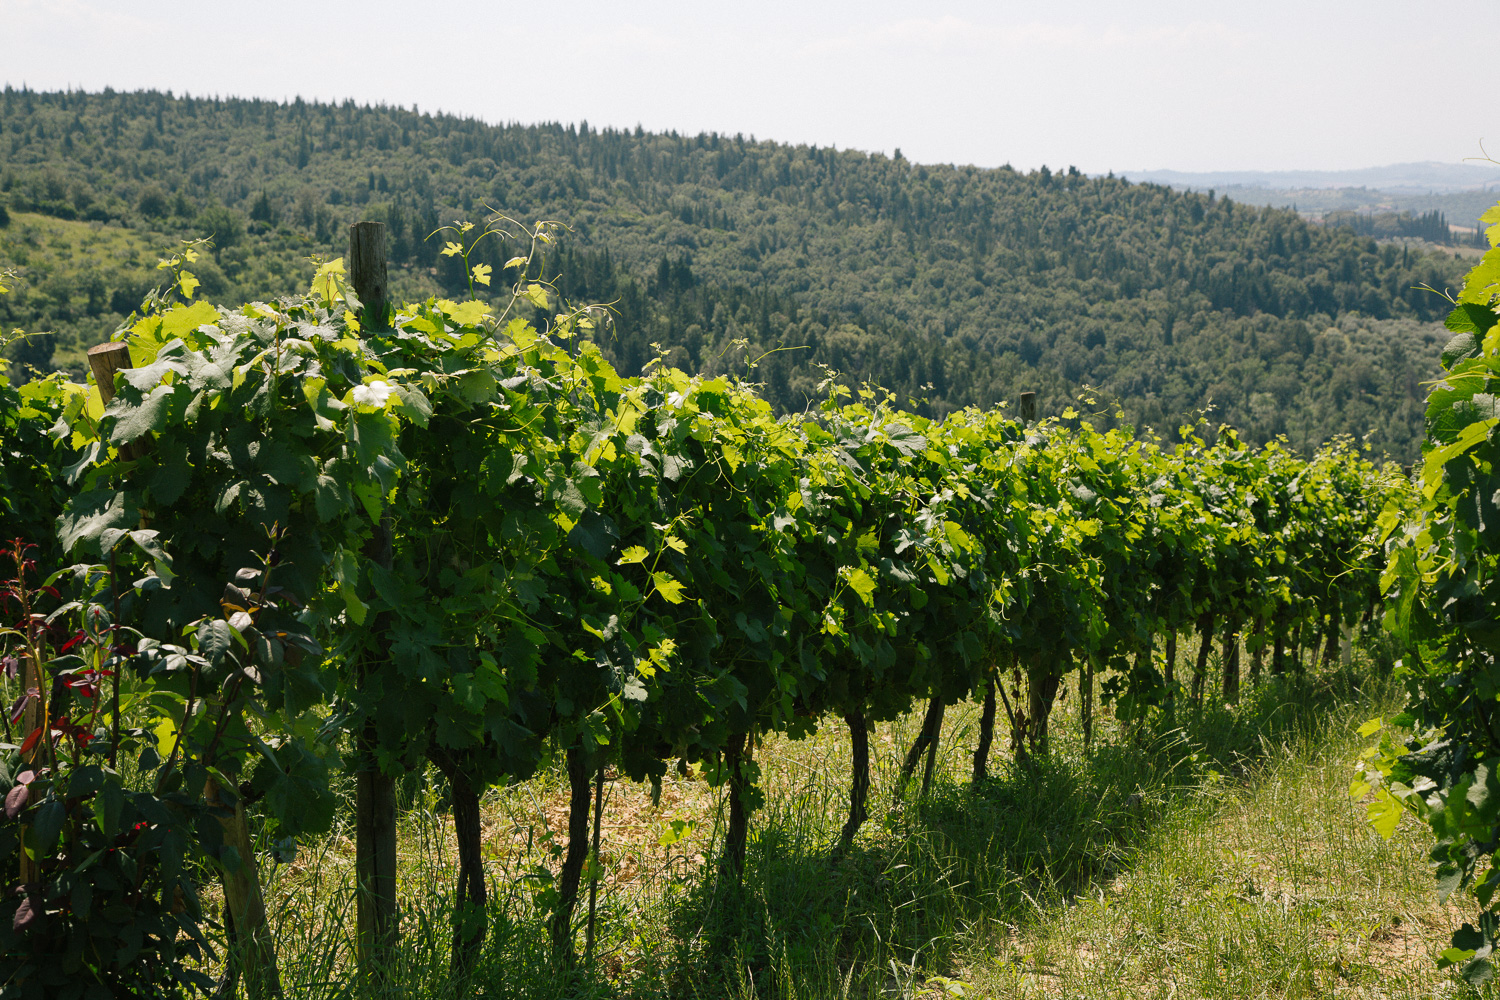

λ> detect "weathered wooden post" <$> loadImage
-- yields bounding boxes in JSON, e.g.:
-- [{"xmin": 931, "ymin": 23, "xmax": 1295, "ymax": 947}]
[
  {"xmin": 1019, "ymin": 390, "xmax": 1037, "ymax": 424},
  {"xmin": 89, "ymin": 338, "xmax": 282, "ymax": 996},
  {"xmin": 349, "ymin": 221, "xmax": 400, "ymax": 985},
  {"xmin": 348, "ymin": 221, "xmax": 389, "ymax": 330},
  {"xmin": 86, "ymin": 341, "xmax": 131, "ymax": 762},
  {"xmin": 204, "ymin": 778, "xmax": 282, "ymax": 999},
  {"xmin": 86, "ymin": 341, "xmax": 132, "ymax": 397}
]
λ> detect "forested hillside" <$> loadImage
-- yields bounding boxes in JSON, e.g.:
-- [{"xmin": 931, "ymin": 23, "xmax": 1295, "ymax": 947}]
[{"xmin": 0, "ymin": 87, "xmax": 1469, "ymax": 457}]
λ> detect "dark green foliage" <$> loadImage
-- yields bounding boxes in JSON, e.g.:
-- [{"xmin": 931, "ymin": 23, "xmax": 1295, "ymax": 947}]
[
  {"xmin": 1324, "ymin": 208, "xmax": 1467, "ymax": 246},
  {"xmin": 0, "ymin": 544, "xmax": 223, "ymax": 999},
  {"xmin": 137, "ymin": 185, "xmax": 169, "ymax": 219},
  {"xmin": 0, "ymin": 195, "xmax": 1416, "ymax": 990},
  {"xmin": 0, "ymin": 373, "xmax": 69, "ymax": 559},
  {"xmin": 0, "ymin": 87, "xmax": 1467, "ymax": 458},
  {"xmin": 1364, "ymin": 200, "xmax": 1500, "ymax": 984},
  {"xmin": 0, "ymin": 765, "xmax": 219, "ymax": 1000}
]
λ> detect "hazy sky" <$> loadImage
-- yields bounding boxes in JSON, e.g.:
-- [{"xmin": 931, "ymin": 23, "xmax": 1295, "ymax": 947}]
[{"xmin": 3, "ymin": 0, "xmax": 1493, "ymax": 173}]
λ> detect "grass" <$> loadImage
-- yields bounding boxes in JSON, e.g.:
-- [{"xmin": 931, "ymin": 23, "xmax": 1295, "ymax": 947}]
[
  {"xmin": 0, "ymin": 209, "xmax": 457, "ymax": 380},
  {"xmin": 0, "ymin": 211, "xmax": 165, "ymax": 373},
  {"xmin": 217, "ymin": 640, "xmax": 1484, "ymax": 999}
]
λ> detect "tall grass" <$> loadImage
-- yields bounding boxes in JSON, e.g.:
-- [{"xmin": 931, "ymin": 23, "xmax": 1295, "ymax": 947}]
[{"xmin": 217, "ymin": 641, "xmax": 1477, "ymax": 999}]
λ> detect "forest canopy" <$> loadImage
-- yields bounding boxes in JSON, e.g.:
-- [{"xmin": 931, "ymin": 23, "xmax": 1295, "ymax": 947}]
[{"xmin": 0, "ymin": 87, "xmax": 1469, "ymax": 459}]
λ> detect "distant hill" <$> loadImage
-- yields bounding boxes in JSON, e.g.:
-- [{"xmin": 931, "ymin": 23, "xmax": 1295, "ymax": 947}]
[
  {"xmin": 1122, "ymin": 163, "xmax": 1500, "ymax": 238},
  {"xmin": 1123, "ymin": 162, "xmax": 1500, "ymax": 194},
  {"xmin": 0, "ymin": 88, "xmax": 1477, "ymax": 459}
]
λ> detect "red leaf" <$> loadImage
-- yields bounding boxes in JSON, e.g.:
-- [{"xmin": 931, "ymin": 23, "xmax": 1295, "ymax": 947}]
[
  {"xmin": 4, "ymin": 783, "xmax": 27, "ymax": 820},
  {"xmin": 11, "ymin": 896, "xmax": 41, "ymax": 933},
  {"xmin": 18, "ymin": 725, "xmax": 42, "ymax": 756}
]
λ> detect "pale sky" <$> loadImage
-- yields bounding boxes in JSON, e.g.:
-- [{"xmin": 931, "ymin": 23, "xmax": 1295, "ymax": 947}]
[{"xmin": 2, "ymin": 0, "xmax": 1492, "ymax": 173}]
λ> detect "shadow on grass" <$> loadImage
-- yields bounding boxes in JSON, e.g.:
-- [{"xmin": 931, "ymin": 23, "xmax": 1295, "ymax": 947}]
[
  {"xmin": 651, "ymin": 661, "xmax": 1390, "ymax": 1000},
  {"xmin": 278, "ymin": 662, "xmax": 1389, "ymax": 999}
]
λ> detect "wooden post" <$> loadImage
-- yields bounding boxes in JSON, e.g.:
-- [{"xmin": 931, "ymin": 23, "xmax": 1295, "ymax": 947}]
[
  {"xmin": 205, "ymin": 778, "xmax": 283, "ymax": 1000},
  {"xmin": 88, "ymin": 337, "xmax": 284, "ymax": 993},
  {"xmin": 1081, "ymin": 654, "xmax": 1096, "ymax": 752},
  {"xmin": 353, "ymin": 217, "xmax": 399, "ymax": 981},
  {"xmin": 348, "ymin": 222, "xmax": 389, "ymax": 331},
  {"xmin": 87, "ymin": 341, "xmax": 145, "ymax": 462},
  {"xmin": 1019, "ymin": 391, "xmax": 1037, "ymax": 424},
  {"xmin": 88, "ymin": 342, "xmax": 134, "ymax": 766},
  {"xmin": 355, "ymin": 519, "xmax": 399, "ymax": 982},
  {"xmin": 1273, "ymin": 616, "xmax": 1287, "ymax": 675},
  {"xmin": 1164, "ymin": 633, "xmax": 1176, "ymax": 702},
  {"xmin": 86, "ymin": 342, "xmax": 132, "ymax": 403}
]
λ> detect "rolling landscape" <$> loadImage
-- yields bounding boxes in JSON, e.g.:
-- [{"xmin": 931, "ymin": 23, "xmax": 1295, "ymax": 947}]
[
  {"xmin": 4, "ymin": 79, "xmax": 1500, "ymax": 1000},
  {"xmin": 0, "ymin": 87, "xmax": 1479, "ymax": 460},
  {"xmin": 1124, "ymin": 161, "xmax": 1500, "ymax": 232}
]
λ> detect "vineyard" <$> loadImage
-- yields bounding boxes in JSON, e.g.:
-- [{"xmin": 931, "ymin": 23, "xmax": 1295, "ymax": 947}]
[{"xmin": 0, "ymin": 211, "xmax": 1495, "ymax": 999}]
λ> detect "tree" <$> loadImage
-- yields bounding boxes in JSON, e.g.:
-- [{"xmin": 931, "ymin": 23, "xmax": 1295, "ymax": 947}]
[
  {"xmin": 136, "ymin": 185, "xmax": 168, "ymax": 219},
  {"xmin": 248, "ymin": 190, "xmax": 275, "ymax": 226},
  {"xmin": 4, "ymin": 332, "xmax": 54, "ymax": 378},
  {"xmin": 196, "ymin": 202, "xmax": 245, "ymax": 250}
]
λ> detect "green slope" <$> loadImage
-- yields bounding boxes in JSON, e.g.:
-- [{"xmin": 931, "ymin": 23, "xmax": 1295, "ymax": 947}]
[{"xmin": 0, "ymin": 87, "xmax": 1472, "ymax": 458}]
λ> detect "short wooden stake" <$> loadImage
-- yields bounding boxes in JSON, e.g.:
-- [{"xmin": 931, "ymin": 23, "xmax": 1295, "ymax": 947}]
[
  {"xmin": 348, "ymin": 221, "xmax": 389, "ymax": 330},
  {"xmin": 1019, "ymin": 391, "xmax": 1037, "ymax": 423},
  {"xmin": 86, "ymin": 341, "xmax": 145, "ymax": 461},
  {"xmin": 86, "ymin": 341, "xmax": 132, "ymax": 402}
]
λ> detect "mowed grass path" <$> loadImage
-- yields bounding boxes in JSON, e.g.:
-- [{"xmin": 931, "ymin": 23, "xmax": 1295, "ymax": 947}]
[
  {"xmin": 254, "ymin": 646, "xmax": 1478, "ymax": 999},
  {"xmin": 965, "ymin": 696, "xmax": 1466, "ymax": 999}
]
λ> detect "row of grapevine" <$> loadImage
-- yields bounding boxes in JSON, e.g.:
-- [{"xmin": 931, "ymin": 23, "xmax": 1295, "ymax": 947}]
[
  {"xmin": 1361, "ymin": 199, "xmax": 1500, "ymax": 986},
  {"xmin": 0, "ymin": 227, "xmax": 1399, "ymax": 996}
]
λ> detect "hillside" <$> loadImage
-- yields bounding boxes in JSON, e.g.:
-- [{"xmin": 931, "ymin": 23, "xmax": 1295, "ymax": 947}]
[
  {"xmin": 0, "ymin": 87, "xmax": 1475, "ymax": 458},
  {"xmin": 1122, "ymin": 164, "xmax": 1498, "ymax": 248}
]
